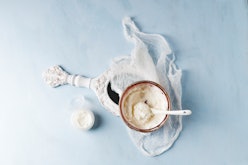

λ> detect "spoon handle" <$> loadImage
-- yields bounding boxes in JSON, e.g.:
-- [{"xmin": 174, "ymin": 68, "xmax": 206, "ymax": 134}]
[{"xmin": 151, "ymin": 109, "xmax": 192, "ymax": 115}]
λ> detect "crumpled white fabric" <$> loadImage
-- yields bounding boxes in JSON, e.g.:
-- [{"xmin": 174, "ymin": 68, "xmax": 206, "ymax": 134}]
[
  {"xmin": 78, "ymin": 17, "xmax": 183, "ymax": 156},
  {"xmin": 108, "ymin": 17, "xmax": 183, "ymax": 156}
]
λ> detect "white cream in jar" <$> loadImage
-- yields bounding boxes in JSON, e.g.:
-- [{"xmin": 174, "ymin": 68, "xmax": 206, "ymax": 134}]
[{"xmin": 71, "ymin": 109, "xmax": 95, "ymax": 131}]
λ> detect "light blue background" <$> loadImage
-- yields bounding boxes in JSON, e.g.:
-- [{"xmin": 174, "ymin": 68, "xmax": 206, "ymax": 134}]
[{"xmin": 0, "ymin": 0, "xmax": 248, "ymax": 164}]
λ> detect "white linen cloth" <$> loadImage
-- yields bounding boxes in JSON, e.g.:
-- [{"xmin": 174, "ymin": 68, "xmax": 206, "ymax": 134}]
[{"xmin": 107, "ymin": 17, "xmax": 183, "ymax": 156}]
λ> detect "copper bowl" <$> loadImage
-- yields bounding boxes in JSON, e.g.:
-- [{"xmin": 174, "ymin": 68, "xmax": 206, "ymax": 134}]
[{"xmin": 119, "ymin": 81, "xmax": 171, "ymax": 133}]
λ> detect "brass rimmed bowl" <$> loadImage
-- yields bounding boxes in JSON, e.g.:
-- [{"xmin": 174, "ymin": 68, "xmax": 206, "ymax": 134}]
[{"xmin": 119, "ymin": 81, "xmax": 171, "ymax": 133}]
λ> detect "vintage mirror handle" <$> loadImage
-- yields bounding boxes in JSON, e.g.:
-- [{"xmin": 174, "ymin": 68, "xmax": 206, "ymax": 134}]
[{"xmin": 42, "ymin": 65, "xmax": 92, "ymax": 88}]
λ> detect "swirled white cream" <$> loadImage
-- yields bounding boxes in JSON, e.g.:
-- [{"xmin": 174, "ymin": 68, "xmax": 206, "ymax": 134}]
[
  {"xmin": 71, "ymin": 110, "xmax": 95, "ymax": 130},
  {"xmin": 122, "ymin": 83, "xmax": 168, "ymax": 130},
  {"xmin": 133, "ymin": 102, "xmax": 153, "ymax": 122}
]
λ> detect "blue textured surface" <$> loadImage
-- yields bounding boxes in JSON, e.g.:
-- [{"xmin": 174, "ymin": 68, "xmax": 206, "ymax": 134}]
[{"xmin": 0, "ymin": 0, "xmax": 248, "ymax": 164}]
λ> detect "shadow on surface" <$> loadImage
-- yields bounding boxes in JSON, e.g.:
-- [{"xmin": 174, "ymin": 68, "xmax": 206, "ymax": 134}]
[
  {"xmin": 180, "ymin": 70, "xmax": 209, "ymax": 129},
  {"xmin": 91, "ymin": 112, "xmax": 102, "ymax": 130}
]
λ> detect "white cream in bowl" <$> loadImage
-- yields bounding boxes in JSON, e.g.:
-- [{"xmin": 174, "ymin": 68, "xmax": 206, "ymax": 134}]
[{"xmin": 120, "ymin": 81, "xmax": 170, "ymax": 132}]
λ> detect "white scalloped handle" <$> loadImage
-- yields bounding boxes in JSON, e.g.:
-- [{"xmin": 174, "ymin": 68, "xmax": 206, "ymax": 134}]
[{"xmin": 42, "ymin": 65, "xmax": 91, "ymax": 88}]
